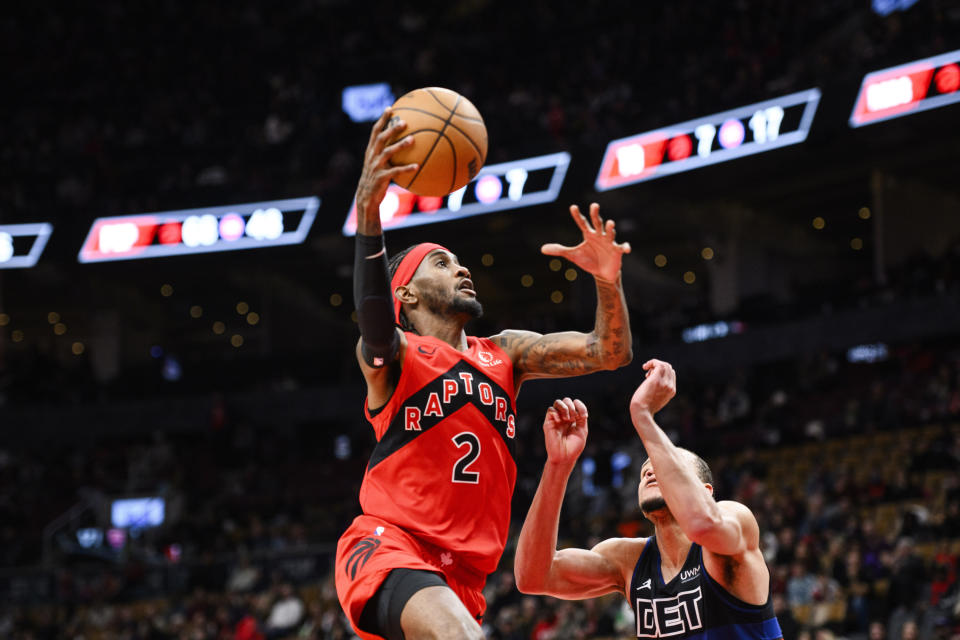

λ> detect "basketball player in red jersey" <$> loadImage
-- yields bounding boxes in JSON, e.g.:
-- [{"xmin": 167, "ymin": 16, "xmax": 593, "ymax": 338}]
[{"xmin": 335, "ymin": 107, "xmax": 634, "ymax": 640}]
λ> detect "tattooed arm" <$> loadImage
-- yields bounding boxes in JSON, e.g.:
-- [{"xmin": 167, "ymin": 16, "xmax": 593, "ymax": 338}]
[{"xmin": 490, "ymin": 203, "xmax": 632, "ymax": 383}]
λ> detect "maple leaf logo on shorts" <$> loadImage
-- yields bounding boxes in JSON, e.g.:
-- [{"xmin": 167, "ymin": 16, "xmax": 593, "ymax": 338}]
[{"xmin": 440, "ymin": 552, "xmax": 453, "ymax": 567}]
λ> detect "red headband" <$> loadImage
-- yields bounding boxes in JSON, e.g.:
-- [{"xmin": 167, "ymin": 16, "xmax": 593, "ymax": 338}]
[{"xmin": 391, "ymin": 243, "xmax": 450, "ymax": 323}]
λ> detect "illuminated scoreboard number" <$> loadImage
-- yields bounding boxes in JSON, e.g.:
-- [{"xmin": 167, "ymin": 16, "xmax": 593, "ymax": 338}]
[
  {"xmin": 342, "ymin": 152, "xmax": 570, "ymax": 236},
  {"xmin": 595, "ymin": 89, "xmax": 821, "ymax": 190},
  {"xmin": 0, "ymin": 223, "xmax": 53, "ymax": 269},
  {"xmin": 77, "ymin": 197, "xmax": 319, "ymax": 263},
  {"xmin": 850, "ymin": 48, "xmax": 960, "ymax": 127}
]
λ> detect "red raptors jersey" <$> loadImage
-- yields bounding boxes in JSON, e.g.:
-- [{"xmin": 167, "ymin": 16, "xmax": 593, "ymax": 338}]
[{"xmin": 360, "ymin": 333, "xmax": 518, "ymax": 577}]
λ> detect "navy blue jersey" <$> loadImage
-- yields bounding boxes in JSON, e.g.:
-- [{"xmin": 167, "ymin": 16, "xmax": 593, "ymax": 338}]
[{"xmin": 628, "ymin": 538, "xmax": 783, "ymax": 639}]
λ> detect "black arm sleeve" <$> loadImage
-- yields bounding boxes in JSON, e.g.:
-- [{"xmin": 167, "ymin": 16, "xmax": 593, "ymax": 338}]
[{"xmin": 354, "ymin": 233, "xmax": 400, "ymax": 367}]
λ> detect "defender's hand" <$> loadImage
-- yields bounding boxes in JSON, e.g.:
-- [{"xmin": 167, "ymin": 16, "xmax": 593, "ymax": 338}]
[
  {"xmin": 355, "ymin": 108, "xmax": 419, "ymax": 221},
  {"xmin": 630, "ymin": 359, "xmax": 677, "ymax": 417},
  {"xmin": 541, "ymin": 203, "xmax": 631, "ymax": 283},
  {"xmin": 542, "ymin": 397, "xmax": 589, "ymax": 466}
]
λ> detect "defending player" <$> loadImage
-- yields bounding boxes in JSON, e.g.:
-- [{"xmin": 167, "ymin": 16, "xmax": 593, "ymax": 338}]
[
  {"xmin": 514, "ymin": 360, "xmax": 783, "ymax": 639},
  {"xmin": 335, "ymin": 108, "xmax": 634, "ymax": 640}
]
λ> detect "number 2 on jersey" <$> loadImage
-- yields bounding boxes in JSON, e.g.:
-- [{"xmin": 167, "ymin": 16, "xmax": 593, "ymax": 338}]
[{"xmin": 451, "ymin": 432, "xmax": 481, "ymax": 483}]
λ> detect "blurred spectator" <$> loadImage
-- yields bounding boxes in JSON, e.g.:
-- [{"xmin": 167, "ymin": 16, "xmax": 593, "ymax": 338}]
[
  {"xmin": 265, "ymin": 582, "xmax": 304, "ymax": 638},
  {"xmin": 787, "ymin": 560, "xmax": 819, "ymax": 607}
]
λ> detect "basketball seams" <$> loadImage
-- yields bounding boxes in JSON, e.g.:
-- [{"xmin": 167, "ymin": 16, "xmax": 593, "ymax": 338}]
[
  {"xmin": 450, "ymin": 112, "xmax": 485, "ymax": 123},
  {"xmin": 441, "ymin": 134, "xmax": 457, "ymax": 195},
  {"xmin": 394, "ymin": 106, "xmax": 483, "ymax": 127},
  {"xmin": 392, "ymin": 88, "xmax": 487, "ymax": 194},
  {"xmin": 419, "ymin": 89, "xmax": 486, "ymax": 157},
  {"xmin": 403, "ymin": 95, "xmax": 461, "ymax": 192},
  {"xmin": 392, "ymin": 106, "xmax": 452, "ymax": 123},
  {"xmin": 424, "ymin": 88, "xmax": 458, "ymax": 114},
  {"xmin": 447, "ymin": 121, "xmax": 486, "ymax": 163},
  {"xmin": 395, "ymin": 107, "xmax": 486, "ymax": 163},
  {"xmin": 419, "ymin": 88, "xmax": 485, "ymax": 123},
  {"xmin": 402, "ymin": 128, "xmax": 448, "ymax": 136}
]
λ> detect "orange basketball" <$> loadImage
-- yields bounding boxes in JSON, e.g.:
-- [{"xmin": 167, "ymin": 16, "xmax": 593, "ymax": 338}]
[{"xmin": 387, "ymin": 87, "xmax": 488, "ymax": 197}]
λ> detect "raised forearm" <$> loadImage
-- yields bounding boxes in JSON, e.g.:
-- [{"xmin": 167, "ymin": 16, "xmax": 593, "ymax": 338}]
[
  {"xmin": 355, "ymin": 194, "xmax": 383, "ymax": 236},
  {"xmin": 591, "ymin": 276, "xmax": 632, "ymax": 369},
  {"xmin": 631, "ymin": 408, "xmax": 723, "ymax": 535},
  {"xmin": 515, "ymin": 460, "xmax": 575, "ymax": 594},
  {"xmin": 354, "ymin": 233, "xmax": 399, "ymax": 367}
]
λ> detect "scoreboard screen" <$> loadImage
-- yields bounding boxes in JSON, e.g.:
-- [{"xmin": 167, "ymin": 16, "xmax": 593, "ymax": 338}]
[
  {"xmin": 0, "ymin": 223, "xmax": 53, "ymax": 269},
  {"xmin": 849, "ymin": 48, "xmax": 960, "ymax": 127},
  {"xmin": 78, "ymin": 197, "xmax": 318, "ymax": 263},
  {"xmin": 342, "ymin": 152, "xmax": 570, "ymax": 236},
  {"xmin": 595, "ymin": 89, "xmax": 821, "ymax": 190}
]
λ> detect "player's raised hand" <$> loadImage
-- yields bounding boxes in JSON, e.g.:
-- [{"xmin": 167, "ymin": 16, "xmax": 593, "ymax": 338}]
[
  {"xmin": 355, "ymin": 108, "xmax": 419, "ymax": 228},
  {"xmin": 541, "ymin": 203, "xmax": 631, "ymax": 283},
  {"xmin": 629, "ymin": 359, "xmax": 677, "ymax": 418},
  {"xmin": 542, "ymin": 397, "xmax": 589, "ymax": 466}
]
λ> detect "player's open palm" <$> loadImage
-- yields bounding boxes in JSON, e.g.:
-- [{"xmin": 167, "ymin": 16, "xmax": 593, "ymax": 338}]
[
  {"xmin": 542, "ymin": 397, "xmax": 589, "ymax": 466},
  {"xmin": 541, "ymin": 203, "xmax": 631, "ymax": 283},
  {"xmin": 630, "ymin": 359, "xmax": 677, "ymax": 417}
]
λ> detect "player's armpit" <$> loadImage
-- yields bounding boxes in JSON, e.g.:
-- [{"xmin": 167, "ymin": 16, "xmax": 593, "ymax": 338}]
[
  {"xmin": 522, "ymin": 546, "xmax": 625, "ymax": 600},
  {"xmin": 490, "ymin": 329, "xmax": 620, "ymax": 382}
]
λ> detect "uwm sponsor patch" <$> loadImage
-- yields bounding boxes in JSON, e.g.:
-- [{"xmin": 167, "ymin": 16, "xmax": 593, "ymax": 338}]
[{"xmin": 679, "ymin": 566, "xmax": 700, "ymax": 582}]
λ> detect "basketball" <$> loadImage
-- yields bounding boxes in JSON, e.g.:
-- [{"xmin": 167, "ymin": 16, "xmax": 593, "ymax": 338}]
[{"xmin": 387, "ymin": 87, "xmax": 488, "ymax": 197}]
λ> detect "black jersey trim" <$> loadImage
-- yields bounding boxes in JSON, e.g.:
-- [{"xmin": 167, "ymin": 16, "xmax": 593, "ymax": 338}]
[
  {"xmin": 366, "ymin": 360, "xmax": 517, "ymax": 471},
  {"xmin": 655, "ymin": 539, "xmax": 699, "ymax": 588},
  {"xmin": 628, "ymin": 537, "xmax": 653, "ymax": 598},
  {"xmin": 699, "ymin": 551, "xmax": 772, "ymax": 613}
]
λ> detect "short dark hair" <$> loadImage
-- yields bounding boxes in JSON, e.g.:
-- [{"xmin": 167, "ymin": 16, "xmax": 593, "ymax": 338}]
[
  {"xmin": 641, "ymin": 448, "xmax": 713, "ymax": 485},
  {"xmin": 388, "ymin": 245, "xmax": 419, "ymax": 334},
  {"xmin": 687, "ymin": 450, "xmax": 713, "ymax": 486}
]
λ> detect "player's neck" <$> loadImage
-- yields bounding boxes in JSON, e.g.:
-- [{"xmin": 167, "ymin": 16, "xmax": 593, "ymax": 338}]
[
  {"xmin": 416, "ymin": 317, "xmax": 469, "ymax": 351},
  {"xmin": 652, "ymin": 517, "xmax": 692, "ymax": 570}
]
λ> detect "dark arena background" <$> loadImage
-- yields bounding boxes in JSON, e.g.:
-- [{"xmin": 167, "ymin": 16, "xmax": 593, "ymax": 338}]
[{"xmin": 2, "ymin": 2, "xmax": 960, "ymax": 638}]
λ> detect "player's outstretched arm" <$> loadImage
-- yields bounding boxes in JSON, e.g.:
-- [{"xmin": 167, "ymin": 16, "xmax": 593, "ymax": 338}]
[
  {"xmin": 629, "ymin": 360, "xmax": 760, "ymax": 557},
  {"xmin": 490, "ymin": 203, "xmax": 632, "ymax": 384},
  {"xmin": 515, "ymin": 399, "xmax": 627, "ymax": 599},
  {"xmin": 353, "ymin": 109, "xmax": 419, "ymax": 407}
]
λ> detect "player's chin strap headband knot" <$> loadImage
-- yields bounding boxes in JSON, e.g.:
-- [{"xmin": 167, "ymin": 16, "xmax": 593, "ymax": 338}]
[{"xmin": 391, "ymin": 242, "xmax": 450, "ymax": 324}]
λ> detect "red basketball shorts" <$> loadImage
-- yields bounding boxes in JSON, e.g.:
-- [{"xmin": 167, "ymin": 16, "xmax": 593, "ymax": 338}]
[{"xmin": 334, "ymin": 514, "xmax": 488, "ymax": 640}]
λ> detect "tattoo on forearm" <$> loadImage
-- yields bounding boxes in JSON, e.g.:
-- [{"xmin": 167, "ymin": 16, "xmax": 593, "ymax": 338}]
[
  {"xmin": 593, "ymin": 279, "xmax": 632, "ymax": 368},
  {"xmin": 494, "ymin": 277, "xmax": 632, "ymax": 378},
  {"xmin": 524, "ymin": 337, "xmax": 592, "ymax": 375}
]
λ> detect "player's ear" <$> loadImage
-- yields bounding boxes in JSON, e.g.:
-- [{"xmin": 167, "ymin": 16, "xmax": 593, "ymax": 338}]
[
  {"xmin": 395, "ymin": 285, "xmax": 417, "ymax": 305},
  {"xmin": 705, "ymin": 483, "xmax": 714, "ymax": 498}
]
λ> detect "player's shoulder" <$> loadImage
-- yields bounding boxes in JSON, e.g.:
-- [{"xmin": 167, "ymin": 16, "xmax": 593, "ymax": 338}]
[
  {"xmin": 716, "ymin": 499, "xmax": 758, "ymax": 522},
  {"xmin": 717, "ymin": 500, "xmax": 762, "ymax": 546},
  {"xmin": 486, "ymin": 329, "xmax": 543, "ymax": 354}
]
